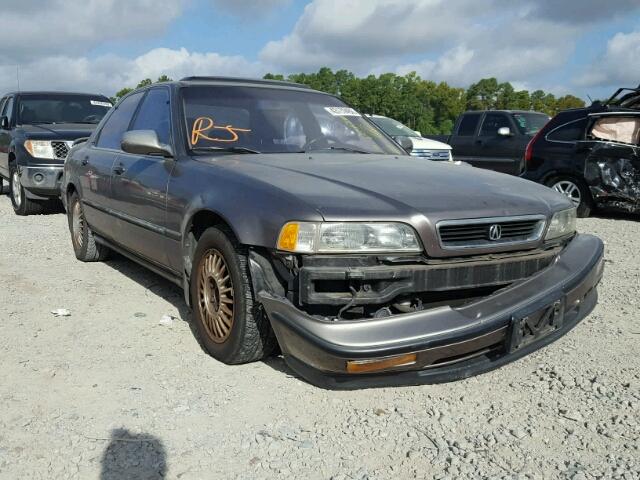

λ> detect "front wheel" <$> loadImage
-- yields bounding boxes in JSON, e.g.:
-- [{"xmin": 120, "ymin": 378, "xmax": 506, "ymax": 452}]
[
  {"xmin": 67, "ymin": 192, "xmax": 109, "ymax": 261},
  {"xmin": 9, "ymin": 166, "xmax": 43, "ymax": 216},
  {"xmin": 190, "ymin": 227, "xmax": 276, "ymax": 364},
  {"xmin": 547, "ymin": 176, "xmax": 593, "ymax": 218}
]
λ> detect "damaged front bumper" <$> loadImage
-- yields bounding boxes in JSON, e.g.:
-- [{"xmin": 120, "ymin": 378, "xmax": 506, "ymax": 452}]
[{"xmin": 255, "ymin": 234, "xmax": 604, "ymax": 389}]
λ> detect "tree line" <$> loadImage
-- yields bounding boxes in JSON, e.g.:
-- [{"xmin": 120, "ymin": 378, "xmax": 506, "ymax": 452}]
[{"xmin": 113, "ymin": 68, "xmax": 585, "ymax": 135}]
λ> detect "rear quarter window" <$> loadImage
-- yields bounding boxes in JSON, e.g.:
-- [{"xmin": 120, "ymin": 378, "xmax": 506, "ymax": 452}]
[{"xmin": 546, "ymin": 118, "xmax": 588, "ymax": 143}]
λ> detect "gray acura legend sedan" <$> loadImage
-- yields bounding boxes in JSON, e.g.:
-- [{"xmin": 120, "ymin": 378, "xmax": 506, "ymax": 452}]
[{"xmin": 62, "ymin": 77, "xmax": 604, "ymax": 388}]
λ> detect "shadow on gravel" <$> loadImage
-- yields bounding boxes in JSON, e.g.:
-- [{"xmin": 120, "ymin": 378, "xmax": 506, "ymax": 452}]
[
  {"xmin": 100, "ymin": 428, "xmax": 166, "ymax": 480},
  {"xmin": 591, "ymin": 209, "xmax": 640, "ymax": 221}
]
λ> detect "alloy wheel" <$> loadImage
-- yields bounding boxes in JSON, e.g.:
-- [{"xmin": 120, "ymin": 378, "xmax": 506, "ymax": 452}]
[
  {"xmin": 552, "ymin": 180, "xmax": 581, "ymax": 207},
  {"xmin": 71, "ymin": 200, "xmax": 85, "ymax": 249},
  {"xmin": 197, "ymin": 249, "xmax": 234, "ymax": 343}
]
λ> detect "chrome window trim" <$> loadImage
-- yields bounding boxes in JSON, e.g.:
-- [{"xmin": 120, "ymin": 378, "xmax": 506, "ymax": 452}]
[{"xmin": 436, "ymin": 214, "xmax": 547, "ymax": 250}]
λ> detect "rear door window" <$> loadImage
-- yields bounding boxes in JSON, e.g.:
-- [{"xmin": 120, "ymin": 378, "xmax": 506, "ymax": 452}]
[
  {"xmin": 131, "ymin": 88, "xmax": 172, "ymax": 145},
  {"xmin": 2, "ymin": 97, "xmax": 14, "ymax": 123},
  {"xmin": 479, "ymin": 113, "xmax": 511, "ymax": 136},
  {"xmin": 457, "ymin": 113, "xmax": 482, "ymax": 136},
  {"xmin": 546, "ymin": 118, "xmax": 588, "ymax": 143},
  {"xmin": 96, "ymin": 92, "xmax": 144, "ymax": 150}
]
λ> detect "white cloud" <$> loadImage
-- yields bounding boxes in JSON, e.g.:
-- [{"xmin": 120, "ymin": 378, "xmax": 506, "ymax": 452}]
[
  {"xmin": 0, "ymin": 48, "xmax": 264, "ymax": 96},
  {"xmin": 576, "ymin": 30, "xmax": 640, "ymax": 89},
  {"xmin": 211, "ymin": 0, "xmax": 291, "ymax": 16},
  {"xmin": 0, "ymin": 0, "xmax": 188, "ymax": 64}
]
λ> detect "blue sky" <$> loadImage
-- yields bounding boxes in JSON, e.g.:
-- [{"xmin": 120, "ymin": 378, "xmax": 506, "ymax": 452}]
[{"xmin": 0, "ymin": 0, "xmax": 638, "ymax": 100}]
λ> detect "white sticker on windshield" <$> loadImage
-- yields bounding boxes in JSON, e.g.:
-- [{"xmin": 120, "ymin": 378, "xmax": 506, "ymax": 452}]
[
  {"xmin": 324, "ymin": 107, "xmax": 361, "ymax": 117},
  {"xmin": 91, "ymin": 100, "xmax": 112, "ymax": 107}
]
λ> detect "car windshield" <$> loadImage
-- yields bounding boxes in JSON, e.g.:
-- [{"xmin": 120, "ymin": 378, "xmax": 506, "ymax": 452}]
[
  {"xmin": 511, "ymin": 112, "xmax": 550, "ymax": 136},
  {"xmin": 182, "ymin": 86, "xmax": 404, "ymax": 155},
  {"xmin": 17, "ymin": 94, "xmax": 112, "ymax": 125},
  {"xmin": 369, "ymin": 116, "xmax": 419, "ymax": 138}
]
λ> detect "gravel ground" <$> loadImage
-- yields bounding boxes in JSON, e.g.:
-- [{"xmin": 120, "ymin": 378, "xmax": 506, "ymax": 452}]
[{"xmin": 0, "ymin": 190, "xmax": 638, "ymax": 480}]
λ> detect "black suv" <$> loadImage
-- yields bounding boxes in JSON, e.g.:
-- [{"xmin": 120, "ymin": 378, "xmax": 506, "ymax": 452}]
[
  {"xmin": 522, "ymin": 86, "xmax": 640, "ymax": 217},
  {"xmin": 0, "ymin": 91, "xmax": 112, "ymax": 215}
]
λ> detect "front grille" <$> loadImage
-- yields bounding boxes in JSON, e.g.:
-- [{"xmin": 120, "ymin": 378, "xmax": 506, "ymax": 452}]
[
  {"xmin": 437, "ymin": 215, "xmax": 546, "ymax": 249},
  {"xmin": 51, "ymin": 141, "xmax": 71, "ymax": 160},
  {"xmin": 411, "ymin": 149, "xmax": 450, "ymax": 160}
]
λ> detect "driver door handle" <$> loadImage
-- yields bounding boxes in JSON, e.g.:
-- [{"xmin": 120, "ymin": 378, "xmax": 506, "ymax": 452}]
[
  {"xmin": 81, "ymin": 156, "xmax": 89, "ymax": 166},
  {"xmin": 113, "ymin": 162, "xmax": 125, "ymax": 175}
]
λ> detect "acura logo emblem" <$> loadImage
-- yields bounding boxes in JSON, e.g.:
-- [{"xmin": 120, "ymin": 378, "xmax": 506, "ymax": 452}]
[{"xmin": 489, "ymin": 224, "xmax": 502, "ymax": 241}]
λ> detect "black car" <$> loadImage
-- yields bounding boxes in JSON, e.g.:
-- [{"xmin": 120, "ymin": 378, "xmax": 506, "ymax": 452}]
[
  {"xmin": 0, "ymin": 91, "xmax": 112, "ymax": 215},
  {"xmin": 426, "ymin": 110, "xmax": 550, "ymax": 175},
  {"xmin": 522, "ymin": 86, "xmax": 640, "ymax": 217},
  {"xmin": 61, "ymin": 77, "xmax": 603, "ymax": 389}
]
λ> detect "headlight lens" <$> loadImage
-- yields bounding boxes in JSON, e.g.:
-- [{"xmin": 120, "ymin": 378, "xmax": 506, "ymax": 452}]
[
  {"xmin": 24, "ymin": 140, "xmax": 55, "ymax": 159},
  {"xmin": 277, "ymin": 222, "xmax": 422, "ymax": 253},
  {"xmin": 545, "ymin": 208, "xmax": 577, "ymax": 240}
]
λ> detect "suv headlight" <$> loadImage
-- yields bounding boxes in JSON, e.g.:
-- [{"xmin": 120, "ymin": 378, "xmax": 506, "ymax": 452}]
[
  {"xmin": 24, "ymin": 140, "xmax": 56, "ymax": 159},
  {"xmin": 545, "ymin": 208, "xmax": 577, "ymax": 240},
  {"xmin": 277, "ymin": 222, "xmax": 423, "ymax": 253}
]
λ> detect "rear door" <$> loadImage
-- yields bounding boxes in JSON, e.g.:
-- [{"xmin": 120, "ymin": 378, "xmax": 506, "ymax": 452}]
[
  {"xmin": 471, "ymin": 112, "xmax": 523, "ymax": 174},
  {"xmin": 79, "ymin": 91, "xmax": 144, "ymax": 238},
  {"xmin": 110, "ymin": 86, "xmax": 175, "ymax": 268},
  {"xmin": 583, "ymin": 112, "xmax": 640, "ymax": 212},
  {"xmin": 449, "ymin": 112, "xmax": 482, "ymax": 161}
]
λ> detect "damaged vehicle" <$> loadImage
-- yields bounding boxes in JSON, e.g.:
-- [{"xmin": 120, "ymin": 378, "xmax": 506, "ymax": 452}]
[
  {"xmin": 522, "ymin": 85, "xmax": 640, "ymax": 216},
  {"xmin": 62, "ymin": 77, "xmax": 604, "ymax": 388}
]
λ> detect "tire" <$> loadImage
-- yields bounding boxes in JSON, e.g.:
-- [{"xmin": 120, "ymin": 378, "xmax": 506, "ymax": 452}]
[
  {"xmin": 9, "ymin": 165, "xmax": 44, "ymax": 216},
  {"xmin": 67, "ymin": 191, "xmax": 109, "ymax": 262},
  {"xmin": 546, "ymin": 175, "xmax": 593, "ymax": 218},
  {"xmin": 190, "ymin": 226, "xmax": 276, "ymax": 364}
]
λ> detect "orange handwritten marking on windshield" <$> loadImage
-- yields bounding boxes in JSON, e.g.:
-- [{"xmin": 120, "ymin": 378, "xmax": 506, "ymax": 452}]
[{"xmin": 191, "ymin": 116, "xmax": 251, "ymax": 145}]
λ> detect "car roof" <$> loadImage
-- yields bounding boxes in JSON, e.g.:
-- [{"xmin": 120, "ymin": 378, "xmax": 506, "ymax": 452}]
[
  {"xmin": 177, "ymin": 76, "xmax": 316, "ymax": 92},
  {"xmin": 462, "ymin": 110, "xmax": 548, "ymax": 115},
  {"xmin": 2, "ymin": 91, "xmax": 110, "ymax": 97}
]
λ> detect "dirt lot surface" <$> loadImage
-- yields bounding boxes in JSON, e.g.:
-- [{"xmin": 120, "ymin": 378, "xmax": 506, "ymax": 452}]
[{"xmin": 0, "ymin": 192, "xmax": 638, "ymax": 480}]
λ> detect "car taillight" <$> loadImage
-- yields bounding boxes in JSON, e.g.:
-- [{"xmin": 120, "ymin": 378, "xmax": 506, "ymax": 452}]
[{"xmin": 525, "ymin": 129, "xmax": 544, "ymax": 165}]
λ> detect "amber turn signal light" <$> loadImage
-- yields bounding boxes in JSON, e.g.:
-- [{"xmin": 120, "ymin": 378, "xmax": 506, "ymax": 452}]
[{"xmin": 346, "ymin": 353, "xmax": 417, "ymax": 374}]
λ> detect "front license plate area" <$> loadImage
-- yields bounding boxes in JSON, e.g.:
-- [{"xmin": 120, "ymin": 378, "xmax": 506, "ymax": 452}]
[{"xmin": 508, "ymin": 299, "xmax": 564, "ymax": 353}]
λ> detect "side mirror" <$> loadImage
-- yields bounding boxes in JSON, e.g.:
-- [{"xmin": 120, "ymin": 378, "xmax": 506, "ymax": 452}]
[
  {"xmin": 414, "ymin": 130, "xmax": 422, "ymax": 137},
  {"xmin": 497, "ymin": 127, "xmax": 512, "ymax": 137},
  {"xmin": 396, "ymin": 136, "xmax": 413, "ymax": 154},
  {"xmin": 0, "ymin": 116, "xmax": 9, "ymax": 130},
  {"xmin": 121, "ymin": 130, "xmax": 173, "ymax": 157}
]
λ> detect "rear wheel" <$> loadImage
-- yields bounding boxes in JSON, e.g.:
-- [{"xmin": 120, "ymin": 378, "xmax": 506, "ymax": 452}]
[
  {"xmin": 67, "ymin": 191, "xmax": 109, "ymax": 261},
  {"xmin": 547, "ymin": 176, "xmax": 593, "ymax": 218},
  {"xmin": 9, "ymin": 165, "xmax": 43, "ymax": 216},
  {"xmin": 190, "ymin": 227, "xmax": 276, "ymax": 364}
]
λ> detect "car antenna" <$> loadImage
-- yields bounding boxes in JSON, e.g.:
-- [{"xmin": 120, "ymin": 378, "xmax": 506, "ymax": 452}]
[{"xmin": 16, "ymin": 65, "xmax": 21, "ymax": 92}]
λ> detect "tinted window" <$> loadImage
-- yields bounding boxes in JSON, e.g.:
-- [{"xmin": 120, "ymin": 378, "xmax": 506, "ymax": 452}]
[
  {"xmin": 457, "ymin": 113, "xmax": 481, "ymax": 136},
  {"xmin": 547, "ymin": 118, "xmax": 588, "ymax": 142},
  {"xmin": 480, "ymin": 113, "xmax": 511, "ymax": 136},
  {"xmin": 17, "ymin": 94, "xmax": 111, "ymax": 125},
  {"xmin": 131, "ymin": 88, "xmax": 171, "ymax": 145},
  {"xmin": 3, "ymin": 97, "xmax": 14, "ymax": 122},
  {"xmin": 96, "ymin": 92, "xmax": 144, "ymax": 150},
  {"xmin": 0, "ymin": 98, "xmax": 6, "ymax": 116}
]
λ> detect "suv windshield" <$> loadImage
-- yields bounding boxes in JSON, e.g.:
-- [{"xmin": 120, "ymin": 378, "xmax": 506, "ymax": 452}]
[
  {"xmin": 369, "ymin": 116, "xmax": 419, "ymax": 138},
  {"xmin": 511, "ymin": 112, "xmax": 550, "ymax": 136},
  {"xmin": 182, "ymin": 86, "xmax": 404, "ymax": 155},
  {"xmin": 17, "ymin": 94, "xmax": 112, "ymax": 125}
]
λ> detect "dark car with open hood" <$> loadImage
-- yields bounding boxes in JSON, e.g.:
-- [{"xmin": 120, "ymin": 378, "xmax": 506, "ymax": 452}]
[
  {"xmin": 0, "ymin": 91, "xmax": 112, "ymax": 215},
  {"xmin": 62, "ymin": 77, "xmax": 604, "ymax": 389}
]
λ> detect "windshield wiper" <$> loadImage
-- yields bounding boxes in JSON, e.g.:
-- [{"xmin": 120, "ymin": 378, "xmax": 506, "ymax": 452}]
[
  {"xmin": 191, "ymin": 146, "xmax": 261, "ymax": 154},
  {"xmin": 305, "ymin": 146, "xmax": 372, "ymax": 154}
]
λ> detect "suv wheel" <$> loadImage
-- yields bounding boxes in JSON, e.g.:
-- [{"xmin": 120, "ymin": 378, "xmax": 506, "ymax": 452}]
[
  {"xmin": 9, "ymin": 166, "xmax": 43, "ymax": 216},
  {"xmin": 190, "ymin": 227, "xmax": 276, "ymax": 364},
  {"xmin": 67, "ymin": 192, "xmax": 109, "ymax": 261},
  {"xmin": 547, "ymin": 176, "xmax": 593, "ymax": 218}
]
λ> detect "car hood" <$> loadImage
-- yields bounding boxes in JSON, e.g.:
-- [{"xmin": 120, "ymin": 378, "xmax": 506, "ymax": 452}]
[
  {"xmin": 212, "ymin": 153, "xmax": 571, "ymax": 222},
  {"xmin": 17, "ymin": 123, "xmax": 97, "ymax": 140},
  {"xmin": 409, "ymin": 137, "xmax": 452, "ymax": 150}
]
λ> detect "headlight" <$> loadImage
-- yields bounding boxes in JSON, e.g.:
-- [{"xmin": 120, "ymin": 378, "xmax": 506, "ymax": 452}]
[
  {"xmin": 277, "ymin": 222, "xmax": 422, "ymax": 253},
  {"xmin": 24, "ymin": 140, "xmax": 55, "ymax": 159},
  {"xmin": 545, "ymin": 208, "xmax": 577, "ymax": 240}
]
